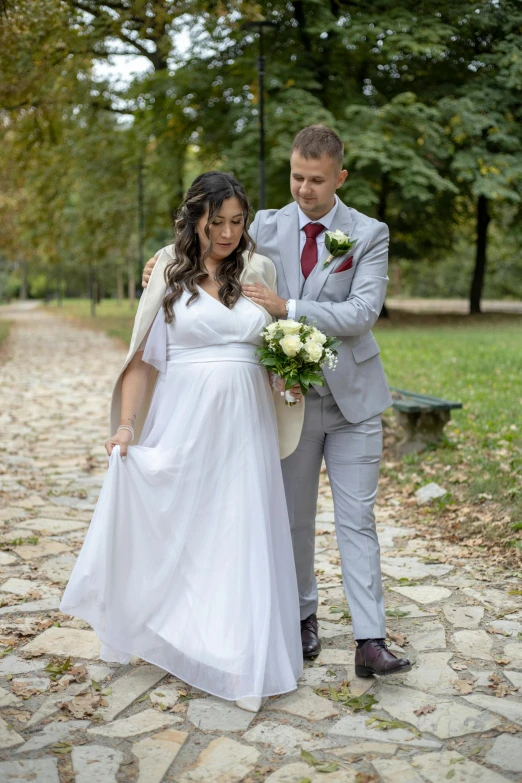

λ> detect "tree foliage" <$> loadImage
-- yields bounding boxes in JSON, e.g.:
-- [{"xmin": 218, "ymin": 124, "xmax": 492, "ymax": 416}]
[{"xmin": 0, "ymin": 0, "xmax": 521, "ymax": 309}]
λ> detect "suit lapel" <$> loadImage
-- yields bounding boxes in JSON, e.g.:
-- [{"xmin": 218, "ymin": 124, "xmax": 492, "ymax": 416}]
[
  {"xmin": 308, "ymin": 200, "xmax": 357, "ymax": 299},
  {"xmin": 276, "ymin": 203, "xmax": 301, "ymax": 300}
]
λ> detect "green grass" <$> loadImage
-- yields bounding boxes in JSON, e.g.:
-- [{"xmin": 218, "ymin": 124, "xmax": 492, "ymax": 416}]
[
  {"xmin": 44, "ymin": 299, "xmax": 137, "ymax": 345},
  {"xmin": 375, "ymin": 313, "xmax": 522, "ymax": 557}
]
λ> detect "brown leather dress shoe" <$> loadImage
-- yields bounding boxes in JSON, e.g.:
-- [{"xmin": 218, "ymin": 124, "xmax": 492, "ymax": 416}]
[
  {"xmin": 355, "ymin": 639, "xmax": 411, "ymax": 677},
  {"xmin": 301, "ymin": 613, "xmax": 321, "ymax": 659}
]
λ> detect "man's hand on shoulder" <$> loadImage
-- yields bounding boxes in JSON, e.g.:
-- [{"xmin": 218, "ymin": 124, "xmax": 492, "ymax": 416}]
[
  {"xmin": 242, "ymin": 283, "xmax": 287, "ymax": 318},
  {"xmin": 142, "ymin": 255, "xmax": 158, "ymax": 288}
]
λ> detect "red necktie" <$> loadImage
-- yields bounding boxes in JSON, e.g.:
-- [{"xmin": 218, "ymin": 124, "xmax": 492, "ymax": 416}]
[{"xmin": 301, "ymin": 222, "xmax": 325, "ymax": 279}]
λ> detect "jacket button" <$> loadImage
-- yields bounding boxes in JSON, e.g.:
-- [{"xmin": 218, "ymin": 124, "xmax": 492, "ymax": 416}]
[{"xmin": 303, "ymin": 292, "xmax": 309, "ymax": 298}]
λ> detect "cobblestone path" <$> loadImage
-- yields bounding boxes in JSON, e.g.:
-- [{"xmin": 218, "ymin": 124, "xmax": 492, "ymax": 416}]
[{"xmin": 0, "ymin": 304, "xmax": 521, "ymax": 783}]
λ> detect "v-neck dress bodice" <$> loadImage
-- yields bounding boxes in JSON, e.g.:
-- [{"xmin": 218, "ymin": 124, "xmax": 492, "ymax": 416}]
[{"xmin": 60, "ymin": 288, "xmax": 302, "ymax": 701}]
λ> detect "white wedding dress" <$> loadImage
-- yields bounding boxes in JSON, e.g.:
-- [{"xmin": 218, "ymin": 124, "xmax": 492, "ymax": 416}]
[{"xmin": 60, "ymin": 287, "xmax": 303, "ymax": 700}]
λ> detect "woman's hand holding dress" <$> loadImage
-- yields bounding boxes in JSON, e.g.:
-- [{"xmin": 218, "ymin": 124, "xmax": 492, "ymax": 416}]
[{"xmin": 105, "ymin": 428, "xmax": 133, "ymax": 459}]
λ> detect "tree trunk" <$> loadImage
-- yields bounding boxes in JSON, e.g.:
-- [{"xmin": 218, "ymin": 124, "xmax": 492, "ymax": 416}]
[
  {"xmin": 117, "ymin": 266, "xmax": 124, "ymax": 302},
  {"xmin": 20, "ymin": 260, "xmax": 28, "ymax": 300},
  {"xmin": 469, "ymin": 194, "xmax": 490, "ymax": 315},
  {"xmin": 169, "ymin": 150, "xmax": 185, "ymax": 228},
  {"xmin": 127, "ymin": 258, "xmax": 136, "ymax": 307},
  {"xmin": 58, "ymin": 262, "xmax": 63, "ymax": 307},
  {"xmin": 378, "ymin": 174, "xmax": 390, "ymax": 320},
  {"xmin": 88, "ymin": 262, "xmax": 96, "ymax": 317}
]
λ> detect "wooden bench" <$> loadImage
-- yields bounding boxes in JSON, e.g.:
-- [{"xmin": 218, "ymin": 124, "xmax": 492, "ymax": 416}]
[{"xmin": 390, "ymin": 387, "xmax": 463, "ymax": 454}]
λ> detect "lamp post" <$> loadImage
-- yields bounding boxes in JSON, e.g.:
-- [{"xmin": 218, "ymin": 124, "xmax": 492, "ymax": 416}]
[{"xmin": 242, "ymin": 20, "xmax": 277, "ymax": 210}]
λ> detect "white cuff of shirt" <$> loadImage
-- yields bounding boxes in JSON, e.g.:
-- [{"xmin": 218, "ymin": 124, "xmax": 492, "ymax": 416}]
[{"xmin": 286, "ymin": 299, "xmax": 296, "ymax": 320}]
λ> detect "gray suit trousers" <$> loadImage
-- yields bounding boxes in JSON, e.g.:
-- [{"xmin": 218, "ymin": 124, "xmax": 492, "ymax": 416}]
[{"xmin": 281, "ymin": 389, "xmax": 386, "ymax": 640}]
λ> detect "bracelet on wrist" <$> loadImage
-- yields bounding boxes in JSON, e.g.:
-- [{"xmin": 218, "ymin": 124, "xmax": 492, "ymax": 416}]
[{"xmin": 117, "ymin": 425, "xmax": 134, "ymax": 441}]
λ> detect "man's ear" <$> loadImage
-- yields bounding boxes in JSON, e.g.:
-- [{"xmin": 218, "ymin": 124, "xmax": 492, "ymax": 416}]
[{"xmin": 337, "ymin": 169, "xmax": 348, "ymax": 189}]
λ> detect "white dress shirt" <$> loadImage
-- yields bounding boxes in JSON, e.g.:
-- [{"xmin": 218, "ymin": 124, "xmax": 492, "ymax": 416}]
[{"xmin": 286, "ymin": 195, "xmax": 339, "ymax": 319}]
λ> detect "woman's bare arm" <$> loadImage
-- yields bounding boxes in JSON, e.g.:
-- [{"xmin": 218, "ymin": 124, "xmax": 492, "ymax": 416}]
[{"xmin": 105, "ymin": 351, "xmax": 152, "ymax": 458}]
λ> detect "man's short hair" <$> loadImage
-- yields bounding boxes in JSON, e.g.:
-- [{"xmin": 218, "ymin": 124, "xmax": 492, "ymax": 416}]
[{"xmin": 291, "ymin": 125, "xmax": 344, "ymax": 167}]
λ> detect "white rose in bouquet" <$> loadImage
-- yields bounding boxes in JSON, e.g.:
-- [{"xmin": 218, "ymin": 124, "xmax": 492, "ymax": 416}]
[
  {"xmin": 303, "ymin": 340, "xmax": 323, "ymax": 363},
  {"xmin": 309, "ymin": 327, "xmax": 327, "ymax": 346},
  {"xmin": 279, "ymin": 319, "xmax": 302, "ymax": 335},
  {"xmin": 280, "ymin": 334, "xmax": 303, "ymax": 357},
  {"xmin": 265, "ymin": 322, "xmax": 279, "ymax": 337}
]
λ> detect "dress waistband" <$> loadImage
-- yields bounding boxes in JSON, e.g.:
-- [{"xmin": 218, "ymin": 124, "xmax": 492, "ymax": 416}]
[{"xmin": 166, "ymin": 342, "xmax": 261, "ymax": 365}]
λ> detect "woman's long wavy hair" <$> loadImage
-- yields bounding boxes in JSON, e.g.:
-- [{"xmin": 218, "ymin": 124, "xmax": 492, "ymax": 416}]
[{"xmin": 162, "ymin": 171, "xmax": 255, "ymax": 323}]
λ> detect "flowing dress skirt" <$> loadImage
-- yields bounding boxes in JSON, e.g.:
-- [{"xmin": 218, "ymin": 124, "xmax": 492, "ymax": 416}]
[{"xmin": 60, "ymin": 340, "xmax": 303, "ymax": 700}]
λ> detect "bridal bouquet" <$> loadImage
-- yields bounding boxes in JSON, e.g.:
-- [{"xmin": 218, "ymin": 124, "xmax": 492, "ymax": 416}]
[{"xmin": 257, "ymin": 317, "xmax": 340, "ymax": 405}]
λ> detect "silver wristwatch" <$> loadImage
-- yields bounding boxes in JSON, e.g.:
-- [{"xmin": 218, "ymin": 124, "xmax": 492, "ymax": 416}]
[{"xmin": 284, "ymin": 300, "xmax": 291, "ymax": 318}]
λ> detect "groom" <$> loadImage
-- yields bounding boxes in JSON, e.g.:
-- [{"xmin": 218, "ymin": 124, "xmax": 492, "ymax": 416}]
[{"xmin": 142, "ymin": 125, "xmax": 410, "ymax": 677}]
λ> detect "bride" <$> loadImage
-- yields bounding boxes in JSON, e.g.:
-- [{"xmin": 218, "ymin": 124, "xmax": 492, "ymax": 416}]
[{"xmin": 60, "ymin": 171, "xmax": 305, "ymax": 712}]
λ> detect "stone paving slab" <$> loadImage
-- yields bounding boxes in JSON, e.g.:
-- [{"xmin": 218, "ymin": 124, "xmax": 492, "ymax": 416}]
[
  {"xmin": 328, "ymin": 712, "xmax": 442, "ymax": 749},
  {"xmin": 0, "ymin": 715, "xmax": 25, "ymax": 749},
  {"xmin": 270, "ymin": 685, "xmax": 341, "ymax": 721},
  {"xmin": 72, "ymin": 744, "xmax": 124, "ymax": 783},
  {"xmin": 380, "ymin": 555, "xmax": 453, "ymax": 581},
  {"xmin": 464, "ymin": 692, "xmax": 522, "ymax": 724},
  {"xmin": 0, "ymin": 757, "xmax": 60, "ymax": 783},
  {"xmin": 17, "ymin": 517, "xmax": 89, "ymax": 534},
  {"xmin": 486, "ymin": 733, "xmax": 522, "ymax": 773},
  {"xmin": 411, "ymin": 750, "xmax": 511, "ymax": 782},
  {"xmin": 175, "ymin": 736, "xmax": 260, "ymax": 782},
  {"xmin": 1, "ymin": 305, "xmax": 522, "ymax": 782},
  {"xmin": 374, "ymin": 683, "xmax": 500, "ymax": 738},
  {"xmin": 371, "ymin": 758, "xmax": 425, "ymax": 783},
  {"xmin": 20, "ymin": 625, "xmax": 101, "ymax": 658},
  {"xmin": 134, "ymin": 729, "xmax": 189, "ymax": 783},
  {"xmin": 187, "ymin": 696, "xmax": 257, "ymax": 732},
  {"xmin": 88, "ymin": 708, "xmax": 183, "ymax": 738},
  {"xmin": 99, "ymin": 663, "xmax": 167, "ymax": 721},
  {"xmin": 265, "ymin": 764, "xmax": 357, "ymax": 782},
  {"xmin": 14, "ymin": 718, "xmax": 90, "ymax": 753}
]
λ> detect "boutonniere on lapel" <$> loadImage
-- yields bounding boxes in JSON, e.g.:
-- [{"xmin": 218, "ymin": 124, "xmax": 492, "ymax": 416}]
[{"xmin": 322, "ymin": 229, "xmax": 358, "ymax": 270}]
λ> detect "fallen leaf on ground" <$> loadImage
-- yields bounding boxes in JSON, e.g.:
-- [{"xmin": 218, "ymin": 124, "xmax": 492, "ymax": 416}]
[
  {"xmin": 488, "ymin": 674, "xmax": 502, "ymax": 686},
  {"xmin": 450, "ymin": 662, "xmax": 468, "ymax": 671},
  {"xmin": 414, "ymin": 704, "xmax": 436, "ymax": 716},
  {"xmin": 11, "ymin": 682, "xmax": 43, "ymax": 699},
  {"xmin": 19, "ymin": 650, "xmax": 45, "ymax": 659},
  {"xmin": 494, "ymin": 658, "xmax": 512, "ymax": 666},
  {"xmin": 454, "ymin": 680, "xmax": 474, "ymax": 695},
  {"xmin": 45, "ymin": 657, "xmax": 72, "ymax": 680},
  {"xmin": 501, "ymin": 723, "xmax": 522, "ymax": 734},
  {"xmin": 366, "ymin": 716, "xmax": 420, "ymax": 738},
  {"xmin": 59, "ymin": 691, "xmax": 101, "ymax": 718},
  {"xmin": 300, "ymin": 748, "xmax": 339, "ymax": 773},
  {"xmin": 68, "ymin": 665, "xmax": 88, "ymax": 682},
  {"xmin": 2, "ymin": 708, "xmax": 31, "ymax": 722},
  {"xmin": 386, "ymin": 629, "xmax": 407, "ymax": 647},
  {"xmin": 51, "ymin": 742, "xmax": 72, "ymax": 754},
  {"xmin": 0, "ymin": 622, "xmax": 36, "ymax": 637}
]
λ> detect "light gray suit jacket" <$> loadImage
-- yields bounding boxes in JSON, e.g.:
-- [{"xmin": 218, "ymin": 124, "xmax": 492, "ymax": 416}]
[{"xmin": 250, "ymin": 199, "xmax": 392, "ymax": 423}]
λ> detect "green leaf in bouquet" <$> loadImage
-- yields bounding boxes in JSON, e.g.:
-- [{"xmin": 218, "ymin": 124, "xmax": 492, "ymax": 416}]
[
  {"xmin": 303, "ymin": 373, "xmax": 325, "ymax": 386},
  {"xmin": 261, "ymin": 356, "xmax": 278, "ymax": 367}
]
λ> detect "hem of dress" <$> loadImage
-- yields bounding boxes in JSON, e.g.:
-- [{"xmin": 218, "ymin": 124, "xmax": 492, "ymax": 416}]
[{"xmin": 60, "ymin": 603, "xmax": 301, "ymax": 703}]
